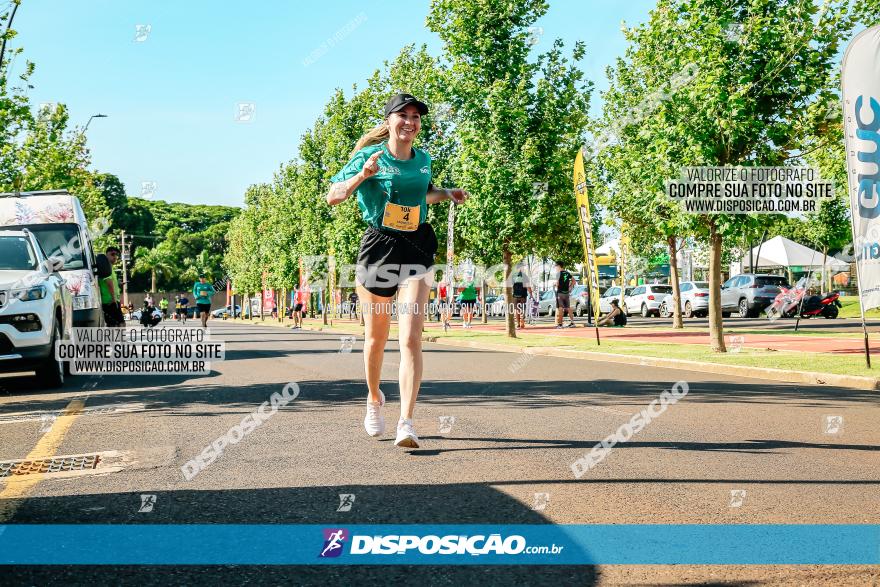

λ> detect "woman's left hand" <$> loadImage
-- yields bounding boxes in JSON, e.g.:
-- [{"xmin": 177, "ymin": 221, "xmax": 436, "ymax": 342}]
[{"xmin": 448, "ymin": 188, "xmax": 469, "ymax": 204}]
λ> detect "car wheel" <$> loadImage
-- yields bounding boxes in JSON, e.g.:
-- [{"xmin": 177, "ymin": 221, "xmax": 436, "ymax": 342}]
[
  {"xmin": 738, "ymin": 298, "xmax": 750, "ymax": 318},
  {"xmin": 641, "ymin": 304, "xmax": 650, "ymax": 318},
  {"xmin": 683, "ymin": 302, "xmax": 693, "ymax": 319},
  {"xmin": 659, "ymin": 303, "xmax": 670, "ymax": 318},
  {"xmin": 37, "ymin": 318, "xmax": 64, "ymax": 389}
]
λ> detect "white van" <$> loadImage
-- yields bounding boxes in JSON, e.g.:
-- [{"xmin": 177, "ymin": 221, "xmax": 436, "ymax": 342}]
[{"xmin": 0, "ymin": 190, "xmax": 107, "ymax": 327}]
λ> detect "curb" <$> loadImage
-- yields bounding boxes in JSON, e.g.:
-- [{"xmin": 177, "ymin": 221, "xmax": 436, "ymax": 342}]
[{"xmin": 228, "ymin": 319, "xmax": 880, "ymax": 391}]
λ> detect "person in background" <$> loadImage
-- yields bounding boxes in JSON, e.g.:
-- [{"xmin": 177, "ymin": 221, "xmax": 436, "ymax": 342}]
[
  {"xmin": 459, "ymin": 274, "xmax": 478, "ymax": 329},
  {"xmin": 99, "ymin": 246, "xmax": 125, "ymax": 327},
  {"xmin": 179, "ymin": 294, "xmax": 190, "ymax": 324},
  {"xmin": 597, "ymin": 298, "xmax": 627, "ymax": 327},
  {"xmin": 512, "ymin": 267, "xmax": 532, "ymax": 330},
  {"xmin": 437, "ymin": 277, "xmax": 452, "ymax": 332},
  {"xmin": 348, "ymin": 290, "xmax": 358, "ymax": 320},
  {"xmin": 554, "ymin": 260, "xmax": 577, "ymax": 329},
  {"xmin": 192, "ymin": 275, "xmax": 214, "ymax": 329},
  {"xmin": 293, "ymin": 286, "xmax": 305, "ymax": 329},
  {"xmin": 159, "ymin": 296, "xmax": 169, "ymax": 319}
]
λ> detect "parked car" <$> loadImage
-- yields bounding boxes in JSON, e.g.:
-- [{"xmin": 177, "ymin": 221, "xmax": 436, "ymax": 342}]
[
  {"xmin": 659, "ymin": 281, "xmax": 710, "ymax": 318},
  {"xmin": 536, "ymin": 290, "xmax": 556, "ymax": 316},
  {"xmin": 485, "ymin": 294, "xmax": 507, "ymax": 316},
  {"xmin": 212, "ymin": 304, "xmax": 241, "ymax": 318},
  {"xmin": 0, "ymin": 190, "xmax": 105, "ymax": 327},
  {"xmin": 0, "ymin": 229, "xmax": 73, "ymax": 388},
  {"xmin": 720, "ymin": 274, "xmax": 790, "ymax": 318},
  {"xmin": 624, "ymin": 284, "xmax": 674, "ymax": 317},
  {"xmin": 599, "ymin": 286, "xmax": 633, "ymax": 315},
  {"xmin": 568, "ymin": 285, "xmax": 608, "ymax": 317}
]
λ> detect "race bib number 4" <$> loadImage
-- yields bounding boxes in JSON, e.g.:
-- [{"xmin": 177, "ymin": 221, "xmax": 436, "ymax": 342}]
[{"xmin": 382, "ymin": 202, "xmax": 420, "ymax": 232}]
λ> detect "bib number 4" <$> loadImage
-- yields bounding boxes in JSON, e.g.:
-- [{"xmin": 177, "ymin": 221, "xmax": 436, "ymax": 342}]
[{"xmin": 382, "ymin": 202, "xmax": 420, "ymax": 232}]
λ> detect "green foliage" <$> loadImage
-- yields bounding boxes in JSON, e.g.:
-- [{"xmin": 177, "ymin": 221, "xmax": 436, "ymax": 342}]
[{"xmin": 427, "ymin": 0, "xmax": 592, "ymax": 264}]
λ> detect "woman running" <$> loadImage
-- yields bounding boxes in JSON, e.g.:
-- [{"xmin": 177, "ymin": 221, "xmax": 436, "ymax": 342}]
[
  {"xmin": 459, "ymin": 274, "xmax": 478, "ymax": 328},
  {"xmin": 326, "ymin": 93, "xmax": 468, "ymax": 448}
]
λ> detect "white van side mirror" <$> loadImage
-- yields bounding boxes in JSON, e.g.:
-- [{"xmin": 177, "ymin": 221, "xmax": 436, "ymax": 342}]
[{"xmin": 48, "ymin": 256, "xmax": 65, "ymax": 272}]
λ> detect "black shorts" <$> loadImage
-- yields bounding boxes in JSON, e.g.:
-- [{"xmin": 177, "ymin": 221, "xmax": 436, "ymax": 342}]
[
  {"xmin": 197, "ymin": 303, "xmax": 211, "ymax": 314},
  {"xmin": 294, "ymin": 303, "xmax": 304, "ymax": 312},
  {"xmin": 513, "ymin": 296, "xmax": 527, "ymax": 313},
  {"xmin": 556, "ymin": 293, "xmax": 571, "ymax": 310},
  {"xmin": 357, "ymin": 223, "xmax": 438, "ymax": 298},
  {"xmin": 102, "ymin": 302, "xmax": 125, "ymax": 327}
]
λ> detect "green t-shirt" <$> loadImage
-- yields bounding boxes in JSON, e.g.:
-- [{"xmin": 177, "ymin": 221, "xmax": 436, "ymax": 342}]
[
  {"xmin": 159, "ymin": 299, "xmax": 169, "ymax": 310},
  {"xmin": 461, "ymin": 280, "xmax": 477, "ymax": 301},
  {"xmin": 99, "ymin": 268, "xmax": 119, "ymax": 304},
  {"xmin": 193, "ymin": 282, "xmax": 214, "ymax": 305},
  {"xmin": 330, "ymin": 142, "xmax": 432, "ymax": 231}
]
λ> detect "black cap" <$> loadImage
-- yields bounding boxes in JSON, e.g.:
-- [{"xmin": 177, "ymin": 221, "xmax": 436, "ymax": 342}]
[{"xmin": 384, "ymin": 93, "xmax": 428, "ymax": 117}]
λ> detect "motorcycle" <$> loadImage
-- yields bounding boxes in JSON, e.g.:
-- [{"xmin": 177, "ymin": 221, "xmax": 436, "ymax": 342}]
[
  {"xmin": 798, "ymin": 291, "xmax": 842, "ymax": 319},
  {"xmin": 766, "ymin": 278, "xmax": 840, "ymax": 319}
]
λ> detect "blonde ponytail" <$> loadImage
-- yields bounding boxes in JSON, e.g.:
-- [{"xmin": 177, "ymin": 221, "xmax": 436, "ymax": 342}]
[{"xmin": 351, "ymin": 121, "xmax": 389, "ymax": 157}]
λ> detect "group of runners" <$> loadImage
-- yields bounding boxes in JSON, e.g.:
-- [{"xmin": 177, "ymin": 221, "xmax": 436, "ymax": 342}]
[{"xmin": 98, "ymin": 247, "xmax": 215, "ymax": 329}]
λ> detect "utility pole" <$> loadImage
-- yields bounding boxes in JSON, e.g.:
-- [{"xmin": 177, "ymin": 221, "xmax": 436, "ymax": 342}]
[{"xmin": 120, "ymin": 230, "xmax": 130, "ymax": 307}]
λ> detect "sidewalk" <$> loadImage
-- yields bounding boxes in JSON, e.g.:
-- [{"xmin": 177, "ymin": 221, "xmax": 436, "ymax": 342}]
[
  {"xmin": 431, "ymin": 322, "xmax": 880, "ymax": 355},
  {"xmin": 233, "ymin": 315, "xmax": 877, "ymax": 355}
]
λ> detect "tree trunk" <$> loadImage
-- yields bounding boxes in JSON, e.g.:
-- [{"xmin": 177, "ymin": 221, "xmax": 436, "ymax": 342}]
[
  {"xmin": 481, "ymin": 277, "xmax": 488, "ymax": 324},
  {"xmin": 322, "ymin": 288, "xmax": 328, "ymax": 325},
  {"xmin": 667, "ymin": 236, "xmax": 684, "ymax": 329},
  {"xmin": 822, "ymin": 247, "xmax": 828, "ymax": 292},
  {"xmin": 708, "ymin": 219, "xmax": 726, "ymax": 352},
  {"xmin": 503, "ymin": 248, "xmax": 516, "ymax": 338},
  {"xmin": 151, "ymin": 269, "xmax": 156, "ymax": 295}
]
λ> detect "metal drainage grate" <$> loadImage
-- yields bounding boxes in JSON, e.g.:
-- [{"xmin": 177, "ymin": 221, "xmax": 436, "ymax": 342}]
[{"xmin": 0, "ymin": 454, "xmax": 100, "ymax": 478}]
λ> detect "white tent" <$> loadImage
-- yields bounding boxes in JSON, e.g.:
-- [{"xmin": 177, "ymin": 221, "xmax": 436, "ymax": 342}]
[
  {"xmin": 595, "ymin": 239, "xmax": 621, "ymax": 256},
  {"xmin": 739, "ymin": 236, "xmax": 849, "ymax": 270}
]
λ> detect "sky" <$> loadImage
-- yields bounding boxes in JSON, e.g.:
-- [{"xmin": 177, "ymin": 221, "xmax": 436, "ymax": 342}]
[{"xmin": 11, "ymin": 0, "xmax": 655, "ymax": 208}]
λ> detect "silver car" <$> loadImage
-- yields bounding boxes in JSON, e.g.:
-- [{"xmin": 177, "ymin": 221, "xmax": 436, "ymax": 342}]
[
  {"xmin": 721, "ymin": 274, "xmax": 790, "ymax": 318},
  {"xmin": 659, "ymin": 281, "xmax": 710, "ymax": 318},
  {"xmin": 537, "ymin": 290, "xmax": 556, "ymax": 316}
]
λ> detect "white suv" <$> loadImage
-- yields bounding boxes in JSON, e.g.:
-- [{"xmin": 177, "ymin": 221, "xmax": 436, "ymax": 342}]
[
  {"xmin": 0, "ymin": 229, "xmax": 73, "ymax": 388},
  {"xmin": 624, "ymin": 284, "xmax": 674, "ymax": 317}
]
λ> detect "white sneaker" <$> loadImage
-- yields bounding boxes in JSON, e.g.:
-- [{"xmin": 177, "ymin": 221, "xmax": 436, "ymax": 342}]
[
  {"xmin": 395, "ymin": 418, "xmax": 420, "ymax": 448},
  {"xmin": 364, "ymin": 390, "xmax": 385, "ymax": 437}
]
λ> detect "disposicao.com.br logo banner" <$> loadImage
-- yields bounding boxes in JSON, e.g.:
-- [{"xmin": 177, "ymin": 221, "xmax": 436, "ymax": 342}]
[{"xmin": 0, "ymin": 525, "xmax": 878, "ymax": 565}]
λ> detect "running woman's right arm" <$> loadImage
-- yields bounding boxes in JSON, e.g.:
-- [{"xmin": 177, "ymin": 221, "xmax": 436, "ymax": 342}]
[{"xmin": 326, "ymin": 150, "xmax": 383, "ymax": 205}]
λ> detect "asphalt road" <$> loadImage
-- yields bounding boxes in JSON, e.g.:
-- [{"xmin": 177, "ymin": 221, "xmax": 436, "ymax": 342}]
[{"xmin": 0, "ymin": 321, "xmax": 878, "ymax": 585}]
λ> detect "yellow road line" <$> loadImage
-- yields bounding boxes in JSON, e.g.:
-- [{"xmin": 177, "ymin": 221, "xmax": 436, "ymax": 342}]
[{"xmin": 0, "ymin": 399, "xmax": 84, "ymax": 523}]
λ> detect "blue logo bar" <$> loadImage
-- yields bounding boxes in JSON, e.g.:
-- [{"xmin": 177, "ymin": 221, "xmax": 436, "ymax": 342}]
[{"xmin": 0, "ymin": 525, "xmax": 877, "ymax": 565}]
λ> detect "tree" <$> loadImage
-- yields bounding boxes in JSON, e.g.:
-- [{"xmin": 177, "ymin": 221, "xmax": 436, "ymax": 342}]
[
  {"xmin": 594, "ymin": 0, "xmax": 856, "ymax": 351},
  {"xmin": 427, "ymin": 0, "xmax": 591, "ymax": 337},
  {"xmin": 132, "ymin": 244, "xmax": 175, "ymax": 293}
]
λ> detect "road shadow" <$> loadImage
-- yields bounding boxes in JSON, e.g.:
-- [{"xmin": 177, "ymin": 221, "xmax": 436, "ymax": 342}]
[{"xmin": 4, "ymin": 483, "xmax": 597, "ymax": 586}]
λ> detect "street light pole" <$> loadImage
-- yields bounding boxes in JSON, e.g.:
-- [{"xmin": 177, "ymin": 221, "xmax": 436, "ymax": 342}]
[
  {"xmin": 0, "ymin": 1, "xmax": 21, "ymax": 74},
  {"xmin": 83, "ymin": 113, "xmax": 107, "ymax": 133}
]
